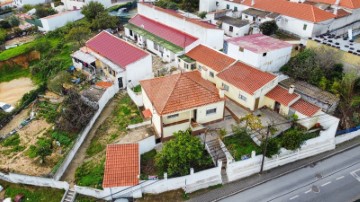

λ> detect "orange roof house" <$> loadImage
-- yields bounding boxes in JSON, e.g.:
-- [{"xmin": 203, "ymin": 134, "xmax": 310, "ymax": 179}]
[
  {"xmin": 103, "ymin": 144, "xmax": 140, "ymax": 188},
  {"xmin": 266, "ymin": 85, "xmax": 300, "ymax": 106}
]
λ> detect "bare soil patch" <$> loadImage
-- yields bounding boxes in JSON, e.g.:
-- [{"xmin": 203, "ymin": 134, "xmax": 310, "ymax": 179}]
[
  {"xmin": 0, "ymin": 78, "xmax": 36, "ymax": 106},
  {"xmin": 4, "ymin": 35, "xmax": 36, "ymax": 47}
]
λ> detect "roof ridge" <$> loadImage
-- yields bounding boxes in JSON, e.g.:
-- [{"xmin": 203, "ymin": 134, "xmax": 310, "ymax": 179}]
[
  {"xmin": 218, "ymin": 59, "xmax": 238, "ymax": 74},
  {"xmin": 159, "ymin": 73, "xmax": 182, "ymax": 114},
  {"xmin": 184, "ymin": 71, "xmax": 218, "ymax": 94}
]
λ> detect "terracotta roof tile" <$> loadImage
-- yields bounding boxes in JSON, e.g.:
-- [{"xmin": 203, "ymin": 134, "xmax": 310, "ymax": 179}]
[
  {"xmin": 96, "ymin": 81, "xmax": 113, "ymax": 88},
  {"xmin": 140, "ymin": 71, "xmax": 223, "ymax": 115},
  {"xmin": 226, "ymin": 34, "xmax": 292, "ymax": 53},
  {"xmin": 186, "ymin": 45, "xmax": 236, "ymax": 72},
  {"xmin": 86, "ymin": 31, "xmax": 148, "ymax": 68},
  {"xmin": 228, "ymin": 0, "xmax": 335, "ymax": 22},
  {"xmin": 139, "ymin": 3, "xmax": 218, "ymax": 29},
  {"xmin": 103, "ymin": 144, "xmax": 139, "ymax": 188},
  {"xmin": 291, "ymin": 99, "xmax": 321, "ymax": 117},
  {"xmin": 266, "ymin": 85, "xmax": 300, "ymax": 106},
  {"xmin": 142, "ymin": 109, "xmax": 152, "ymax": 119},
  {"xmin": 129, "ymin": 15, "xmax": 198, "ymax": 48},
  {"xmin": 217, "ymin": 62, "xmax": 277, "ymax": 95}
]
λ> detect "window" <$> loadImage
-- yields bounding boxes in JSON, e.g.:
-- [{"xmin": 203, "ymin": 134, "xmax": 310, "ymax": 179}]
[
  {"xmin": 226, "ymin": 4, "xmax": 230, "ymax": 9},
  {"xmin": 209, "ymin": 71, "xmax": 214, "ymax": 78},
  {"xmin": 263, "ymin": 52, "xmax": 267, "ymax": 57},
  {"xmin": 206, "ymin": 108, "xmax": 217, "ymax": 115},
  {"xmin": 245, "ymin": 15, "xmax": 248, "ymax": 19},
  {"xmin": 129, "ymin": 29, "xmax": 133, "ymax": 36},
  {"xmin": 229, "ymin": 26, "xmax": 233, "ymax": 32},
  {"xmin": 239, "ymin": 47, "xmax": 244, "ymax": 52},
  {"xmin": 216, "ymin": 1, "xmax": 219, "ymax": 6},
  {"xmin": 303, "ymin": 24, "xmax": 307, "ymax": 30},
  {"xmin": 184, "ymin": 63, "xmax": 189, "ymax": 69},
  {"xmin": 178, "ymin": 58, "xmax": 181, "ymax": 62},
  {"xmin": 222, "ymin": 83, "xmax": 229, "ymax": 91},
  {"xmin": 154, "ymin": 43, "xmax": 159, "ymax": 51},
  {"xmin": 234, "ymin": 6, "xmax": 238, "ymax": 11},
  {"xmin": 239, "ymin": 93, "xmax": 247, "ymax": 101},
  {"xmin": 167, "ymin": 114, "xmax": 179, "ymax": 119},
  {"xmin": 258, "ymin": 18, "xmax": 261, "ymax": 22},
  {"xmin": 198, "ymin": 65, "xmax": 203, "ymax": 70}
]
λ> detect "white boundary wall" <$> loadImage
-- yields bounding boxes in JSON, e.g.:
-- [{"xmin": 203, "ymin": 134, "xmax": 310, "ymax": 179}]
[
  {"xmin": 139, "ymin": 135, "xmax": 156, "ymax": 155},
  {"xmin": 127, "ymin": 87, "xmax": 143, "ymax": 107},
  {"xmin": 335, "ymin": 130, "xmax": 360, "ymax": 145},
  {"xmin": 53, "ymin": 85, "xmax": 118, "ymax": 180},
  {"xmin": 226, "ymin": 114, "xmax": 339, "ymax": 182}
]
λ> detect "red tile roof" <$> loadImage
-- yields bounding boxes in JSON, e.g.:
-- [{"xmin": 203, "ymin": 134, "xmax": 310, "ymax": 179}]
[
  {"xmin": 228, "ymin": 0, "xmax": 335, "ymax": 22},
  {"xmin": 86, "ymin": 31, "xmax": 149, "ymax": 68},
  {"xmin": 266, "ymin": 85, "xmax": 300, "ymax": 106},
  {"xmin": 129, "ymin": 15, "xmax": 198, "ymax": 48},
  {"xmin": 217, "ymin": 62, "xmax": 277, "ymax": 95},
  {"xmin": 142, "ymin": 109, "xmax": 152, "ymax": 119},
  {"xmin": 308, "ymin": 0, "xmax": 360, "ymax": 9},
  {"xmin": 96, "ymin": 81, "xmax": 113, "ymax": 88},
  {"xmin": 290, "ymin": 99, "xmax": 321, "ymax": 117},
  {"xmin": 226, "ymin": 34, "xmax": 292, "ymax": 54},
  {"xmin": 140, "ymin": 71, "xmax": 223, "ymax": 115},
  {"xmin": 139, "ymin": 3, "xmax": 218, "ymax": 29},
  {"xmin": 103, "ymin": 144, "xmax": 139, "ymax": 188},
  {"xmin": 186, "ymin": 45, "xmax": 236, "ymax": 72}
]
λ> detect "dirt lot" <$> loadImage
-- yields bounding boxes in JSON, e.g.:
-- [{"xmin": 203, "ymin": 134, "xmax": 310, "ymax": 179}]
[
  {"xmin": 0, "ymin": 78, "xmax": 36, "ymax": 106},
  {"xmin": 5, "ymin": 35, "xmax": 36, "ymax": 47}
]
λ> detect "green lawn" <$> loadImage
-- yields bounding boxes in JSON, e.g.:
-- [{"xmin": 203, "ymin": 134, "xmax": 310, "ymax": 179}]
[
  {"xmin": 75, "ymin": 159, "xmax": 105, "ymax": 189},
  {"xmin": 0, "ymin": 42, "xmax": 36, "ymax": 61},
  {"xmin": 0, "ymin": 179, "xmax": 64, "ymax": 202},
  {"xmin": 223, "ymin": 131, "xmax": 261, "ymax": 161}
]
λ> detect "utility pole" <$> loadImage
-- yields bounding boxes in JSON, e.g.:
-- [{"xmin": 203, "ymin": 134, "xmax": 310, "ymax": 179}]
[{"xmin": 260, "ymin": 125, "xmax": 271, "ymax": 174}]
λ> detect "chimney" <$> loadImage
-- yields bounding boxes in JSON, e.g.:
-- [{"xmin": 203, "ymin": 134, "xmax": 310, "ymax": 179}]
[
  {"xmin": 289, "ymin": 85, "xmax": 295, "ymax": 94},
  {"xmin": 251, "ymin": 0, "xmax": 255, "ymax": 6},
  {"xmin": 333, "ymin": 0, "xmax": 341, "ymax": 15},
  {"xmin": 219, "ymin": 88, "xmax": 225, "ymax": 98}
]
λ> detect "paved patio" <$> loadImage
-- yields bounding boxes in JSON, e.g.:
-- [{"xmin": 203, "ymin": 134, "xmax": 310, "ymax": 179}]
[{"xmin": 225, "ymin": 98, "xmax": 250, "ymax": 121}]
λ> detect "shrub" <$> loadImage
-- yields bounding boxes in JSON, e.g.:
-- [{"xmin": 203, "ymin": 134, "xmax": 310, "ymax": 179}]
[
  {"xmin": 261, "ymin": 138, "xmax": 280, "ymax": 158},
  {"xmin": 47, "ymin": 71, "xmax": 72, "ymax": 95},
  {"xmin": 51, "ymin": 131, "xmax": 72, "ymax": 147},
  {"xmin": 198, "ymin": 11, "xmax": 207, "ymax": 19},
  {"xmin": 75, "ymin": 160, "xmax": 105, "ymax": 189},
  {"xmin": 1, "ymin": 134, "xmax": 20, "ymax": 147},
  {"xmin": 280, "ymin": 127, "xmax": 305, "ymax": 150},
  {"xmin": 259, "ymin": 21, "xmax": 278, "ymax": 36}
]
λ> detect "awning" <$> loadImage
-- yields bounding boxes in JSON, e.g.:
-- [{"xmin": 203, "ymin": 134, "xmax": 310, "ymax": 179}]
[{"xmin": 71, "ymin": 50, "xmax": 96, "ymax": 64}]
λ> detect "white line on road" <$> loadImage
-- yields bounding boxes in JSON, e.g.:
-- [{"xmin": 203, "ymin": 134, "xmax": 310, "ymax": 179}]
[
  {"xmin": 336, "ymin": 176, "xmax": 345, "ymax": 180},
  {"xmin": 304, "ymin": 189, "xmax": 312, "ymax": 194},
  {"xmin": 289, "ymin": 195, "xmax": 299, "ymax": 200},
  {"xmin": 321, "ymin": 181, "xmax": 332, "ymax": 187}
]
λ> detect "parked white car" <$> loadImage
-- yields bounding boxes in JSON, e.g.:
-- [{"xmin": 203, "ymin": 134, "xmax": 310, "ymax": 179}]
[{"xmin": 0, "ymin": 102, "xmax": 15, "ymax": 113}]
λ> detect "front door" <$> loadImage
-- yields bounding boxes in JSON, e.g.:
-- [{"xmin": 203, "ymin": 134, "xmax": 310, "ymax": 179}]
[
  {"xmin": 193, "ymin": 109, "xmax": 197, "ymax": 122},
  {"xmin": 254, "ymin": 98, "xmax": 260, "ymax": 110},
  {"xmin": 118, "ymin": 77, "xmax": 123, "ymax": 89},
  {"xmin": 274, "ymin": 101, "xmax": 281, "ymax": 113}
]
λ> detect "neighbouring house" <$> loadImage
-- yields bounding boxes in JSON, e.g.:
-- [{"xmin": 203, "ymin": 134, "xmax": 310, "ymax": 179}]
[
  {"xmin": 280, "ymin": 78, "xmax": 340, "ymax": 113},
  {"xmin": 224, "ymin": 34, "xmax": 293, "ymax": 72},
  {"xmin": 36, "ymin": 10, "xmax": 84, "ymax": 32},
  {"xmin": 103, "ymin": 144, "xmax": 141, "ymax": 197},
  {"xmin": 72, "ymin": 31, "xmax": 153, "ymax": 90},
  {"xmin": 136, "ymin": 2, "xmax": 224, "ymax": 50},
  {"xmin": 0, "ymin": 0, "xmax": 13, "ymax": 8},
  {"xmin": 124, "ymin": 14, "xmax": 200, "ymax": 63},
  {"xmin": 61, "ymin": 0, "xmax": 123, "ymax": 10},
  {"xmin": 140, "ymin": 71, "xmax": 225, "ymax": 141},
  {"xmin": 13, "ymin": 0, "xmax": 47, "ymax": 7},
  {"xmin": 216, "ymin": 16, "xmax": 250, "ymax": 37},
  {"xmin": 200, "ymin": 0, "xmax": 360, "ymax": 38}
]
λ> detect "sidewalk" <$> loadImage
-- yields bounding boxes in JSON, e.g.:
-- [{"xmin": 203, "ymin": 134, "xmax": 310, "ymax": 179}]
[{"xmin": 188, "ymin": 136, "xmax": 360, "ymax": 202}]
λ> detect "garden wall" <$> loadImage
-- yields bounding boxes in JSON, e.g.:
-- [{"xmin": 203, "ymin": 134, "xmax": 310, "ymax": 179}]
[
  {"xmin": 139, "ymin": 135, "xmax": 156, "ymax": 155},
  {"xmin": 226, "ymin": 114, "xmax": 339, "ymax": 182},
  {"xmin": 127, "ymin": 87, "xmax": 143, "ymax": 107},
  {"xmin": 335, "ymin": 129, "xmax": 360, "ymax": 145},
  {"xmin": 0, "ymin": 171, "xmax": 69, "ymax": 190},
  {"xmin": 53, "ymin": 85, "xmax": 118, "ymax": 180}
]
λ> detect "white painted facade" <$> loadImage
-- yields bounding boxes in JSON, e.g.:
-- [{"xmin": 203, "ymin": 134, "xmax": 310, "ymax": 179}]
[
  {"xmin": 61, "ymin": 0, "xmax": 115, "ymax": 10},
  {"xmin": 137, "ymin": 3, "xmax": 224, "ymax": 50},
  {"xmin": 39, "ymin": 10, "xmax": 84, "ymax": 32},
  {"xmin": 13, "ymin": 0, "xmax": 46, "ymax": 6},
  {"xmin": 225, "ymin": 41, "xmax": 292, "ymax": 72},
  {"xmin": 222, "ymin": 21, "xmax": 250, "ymax": 37}
]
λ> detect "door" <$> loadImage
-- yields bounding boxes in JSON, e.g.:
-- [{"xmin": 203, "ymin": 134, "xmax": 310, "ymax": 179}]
[
  {"xmin": 254, "ymin": 98, "xmax": 260, "ymax": 110},
  {"xmin": 118, "ymin": 77, "xmax": 123, "ymax": 89},
  {"xmin": 193, "ymin": 109, "xmax": 197, "ymax": 122},
  {"xmin": 274, "ymin": 101, "xmax": 281, "ymax": 113}
]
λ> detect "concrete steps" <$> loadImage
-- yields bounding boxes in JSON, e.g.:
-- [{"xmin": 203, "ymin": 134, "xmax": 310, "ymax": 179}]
[
  {"xmin": 61, "ymin": 189, "xmax": 76, "ymax": 202},
  {"xmin": 206, "ymin": 139, "xmax": 227, "ymax": 168}
]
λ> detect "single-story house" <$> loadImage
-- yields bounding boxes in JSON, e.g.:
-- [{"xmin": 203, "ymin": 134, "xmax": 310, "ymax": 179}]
[
  {"xmin": 216, "ymin": 16, "xmax": 250, "ymax": 37},
  {"xmin": 37, "ymin": 10, "xmax": 84, "ymax": 32},
  {"xmin": 125, "ymin": 14, "xmax": 199, "ymax": 63},
  {"xmin": 72, "ymin": 31, "xmax": 153, "ymax": 90},
  {"xmin": 224, "ymin": 34, "xmax": 293, "ymax": 72},
  {"xmin": 140, "ymin": 71, "xmax": 225, "ymax": 141}
]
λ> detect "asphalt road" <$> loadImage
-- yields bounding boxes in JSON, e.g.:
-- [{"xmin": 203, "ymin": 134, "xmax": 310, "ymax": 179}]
[{"xmin": 221, "ymin": 145, "xmax": 360, "ymax": 202}]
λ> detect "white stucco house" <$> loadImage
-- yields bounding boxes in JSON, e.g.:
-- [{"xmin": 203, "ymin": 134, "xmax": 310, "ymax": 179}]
[
  {"xmin": 38, "ymin": 10, "xmax": 84, "ymax": 32},
  {"xmin": 13, "ymin": 0, "xmax": 47, "ymax": 7},
  {"xmin": 137, "ymin": 2, "xmax": 224, "ymax": 50},
  {"xmin": 124, "ymin": 14, "xmax": 200, "ymax": 63},
  {"xmin": 72, "ymin": 31, "xmax": 153, "ymax": 91},
  {"xmin": 140, "ymin": 71, "xmax": 225, "ymax": 140},
  {"xmin": 61, "ymin": 0, "xmax": 121, "ymax": 10},
  {"xmin": 224, "ymin": 34, "xmax": 293, "ymax": 72}
]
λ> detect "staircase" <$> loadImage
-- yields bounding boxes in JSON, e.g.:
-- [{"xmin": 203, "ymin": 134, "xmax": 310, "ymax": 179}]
[
  {"xmin": 61, "ymin": 189, "xmax": 76, "ymax": 202},
  {"xmin": 206, "ymin": 139, "xmax": 227, "ymax": 168}
]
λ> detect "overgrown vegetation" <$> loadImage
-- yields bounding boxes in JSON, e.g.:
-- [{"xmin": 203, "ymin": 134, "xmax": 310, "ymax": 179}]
[
  {"xmin": 0, "ymin": 179, "xmax": 64, "ymax": 202},
  {"xmin": 141, "ymin": 149, "xmax": 158, "ymax": 180},
  {"xmin": 0, "ymin": 64, "xmax": 30, "ymax": 83},
  {"xmin": 75, "ymin": 159, "xmax": 105, "ymax": 189},
  {"xmin": 260, "ymin": 21, "xmax": 278, "ymax": 36},
  {"xmin": 155, "ymin": 0, "xmax": 199, "ymax": 12},
  {"xmin": 277, "ymin": 127, "xmax": 319, "ymax": 150},
  {"xmin": 156, "ymin": 130, "xmax": 214, "ymax": 177},
  {"xmin": 81, "ymin": 2, "xmax": 119, "ymax": 30}
]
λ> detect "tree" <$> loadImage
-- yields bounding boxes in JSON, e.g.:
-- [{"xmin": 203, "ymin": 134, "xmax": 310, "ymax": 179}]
[
  {"xmin": 261, "ymin": 138, "xmax": 279, "ymax": 158},
  {"xmin": 66, "ymin": 26, "xmax": 91, "ymax": 47},
  {"xmin": 241, "ymin": 114, "xmax": 263, "ymax": 132},
  {"xmin": 281, "ymin": 127, "xmax": 305, "ymax": 150},
  {"xmin": 0, "ymin": 20, "xmax": 11, "ymax": 29},
  {"xmin": 0, "ymin": 29, "xmax": 7, "ymax": 45},
  {"xmin": 155, "ymin": 130, "xmax": 213, "ymax": 177},
  {"xmin": 91, "ymin": 12, "xmax": 119, "ymax": 30},
  {"xmin": 259, "ymin": 21, "xmax": 278, "ymax": 36},
  {"xmin": 35, "ymin": 138, "xmax": 52, "ymax": 164},
  {"xmin": 198, "ymin": 11, "xmax": 207, "ymax": 19},
  {"xmin": 333, "ymin": 71, "xmax": 360, "ymax": 128},
  {"xmin": 8, "ymin": 16, "xmax": 20, "ymax": 27},
  {"xmin": 47, "ymin": 71, "xmax": 72, "ymax": 95},
  {"xmin": 35, "ymin": 7, "xmax": 57, "ymax": 18},
  {"xmin": 181, "ymin": 0, "xmax": 199, "ymax": 12},
  {"xmin": 81, "ymin": 1, "xmax": 105, "ymax": 21}
]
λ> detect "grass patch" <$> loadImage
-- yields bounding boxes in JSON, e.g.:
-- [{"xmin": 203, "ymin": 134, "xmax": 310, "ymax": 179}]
[
  {"xmin": 223, "ymin": 130, "xmax": 261, "ymax": 161},
  {"xmin": 0, "ymin": 179, "xmax": 64, "ymax": 202},
  {"xmin": 0, "ymin": 64, "xmax": 30, "ymax": 83},
  {"xmin": 75, "ymin": 159, "xmax": 105, "ymax": 189},
  {"xmin": 37, "ymin": 101, "xmax": 60, "ymax": 123},
  {"xmin": 1, "ymin": 133, "xmax": 20, "ymax": 147},
  {"xmin": 137, "ymin": 189, "xmax": 186, "ymax": 202},
  {"xmin": 133, "ymin": 84, "xmax": 142, "ymax": 93},
  {"xmin": 141, "ymin": 149, "xmax": 158, "ymax": 180},
  {"xmin": 86, "ymin": 141, "xmax": 105, "ymax": 157},
  {"xmin": 0, "ymin": 42, "xmax": 36, "ymax": 61}
]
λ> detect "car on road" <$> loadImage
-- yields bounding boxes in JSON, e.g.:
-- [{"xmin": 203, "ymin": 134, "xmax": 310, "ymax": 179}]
[{"xmin": 0, "ymin": 102, "xmax": 15, "ymax": 113}]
